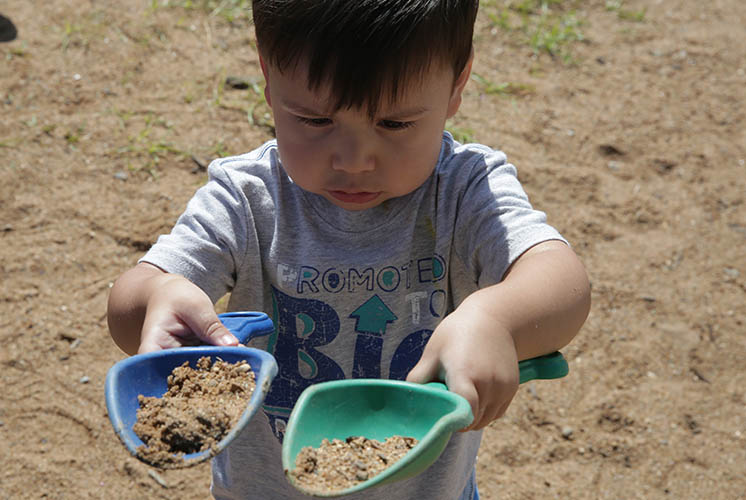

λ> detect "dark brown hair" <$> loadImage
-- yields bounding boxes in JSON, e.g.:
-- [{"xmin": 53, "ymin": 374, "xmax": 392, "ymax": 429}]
[{"xmin": 252, "ymin": 0, "xmax": 478, "ymax": 116}]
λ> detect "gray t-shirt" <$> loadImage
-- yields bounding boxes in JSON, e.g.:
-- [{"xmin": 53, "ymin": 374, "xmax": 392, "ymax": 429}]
[{"xmin": 141, "ymin": 132, "xmax": 564, "ymax": 499}]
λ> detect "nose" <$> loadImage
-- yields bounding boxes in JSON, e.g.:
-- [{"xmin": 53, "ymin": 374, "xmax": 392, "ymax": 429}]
[{"xmin": 331, "ymin": 131, "xmax": 375, "ymax": 173}]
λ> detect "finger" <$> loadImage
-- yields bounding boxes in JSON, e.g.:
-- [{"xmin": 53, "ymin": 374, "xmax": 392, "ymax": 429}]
[
  {"xmin": 405, "ymin": 350, "xmax": 441, "ymax": 385},
  {"xmin": 445, "ymin": 374, "xmax": 481, "ymax": 431},
  {"xmin": 469, "ymin": 399, "xmax": 506, "ymax": 431},
  {"xmin": 468, "ymin": 380, "xmax": 518, "ymax": 430},
  {"xmin": 138, "ymin": 333, "xmax": 187, "ymax": 354},
  {"xmin": 139, "ymin": 310, "xmax": 191, "ymax": 353}
]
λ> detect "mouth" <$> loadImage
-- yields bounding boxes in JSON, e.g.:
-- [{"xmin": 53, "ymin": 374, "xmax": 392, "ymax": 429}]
[{"xmin": 327, "ymin": 190, "xmax": 381, "ymax": 204}]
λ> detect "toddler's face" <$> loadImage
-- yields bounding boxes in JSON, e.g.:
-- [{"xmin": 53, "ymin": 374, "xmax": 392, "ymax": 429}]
[{"xmin": 261, "ymin": 56, "xmax": 469, "ymax": 210}]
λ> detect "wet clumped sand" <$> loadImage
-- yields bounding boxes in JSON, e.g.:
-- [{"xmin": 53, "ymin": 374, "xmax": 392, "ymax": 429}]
[
  {"xmin": 133, "ymin": 356, "xmax": 256, "ymax": 468},
  {"xmin": 289, "ymin": 435, "xmax": 418, "ymax": 493}
]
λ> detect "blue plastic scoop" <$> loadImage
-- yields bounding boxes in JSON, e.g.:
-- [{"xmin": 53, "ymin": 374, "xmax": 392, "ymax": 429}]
[{"xmin": 105, "ymin": 311, "xmax": 278, "ymax": 468}]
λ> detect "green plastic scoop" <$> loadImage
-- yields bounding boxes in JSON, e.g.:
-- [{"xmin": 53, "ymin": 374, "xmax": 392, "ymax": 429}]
[{"xmin": 282, "ymin": 351, "xmax": 569, "ymax": 497}]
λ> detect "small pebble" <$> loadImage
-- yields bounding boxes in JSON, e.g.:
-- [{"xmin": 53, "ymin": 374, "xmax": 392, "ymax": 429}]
[
  {"xmin": 561, "ymin": 426, "xmax": 574, "ymax": 439},
  {"xmin": 113, "ymin": 171, "xmax": 128, "ymax": 181},
  {"xmin": 190, "ymin": 155, "xmax": 209, "ymax": 173},
  {"xmin": 80, "ymin": 375, "xmax": 90, "ymax": 384},
  {"xmin": 225, "ymin": 76, "xmax": 250, "ymax": 89},
  {"xmin": 723, "ymin": 267, "xmax": 739, "ymax": 279}
]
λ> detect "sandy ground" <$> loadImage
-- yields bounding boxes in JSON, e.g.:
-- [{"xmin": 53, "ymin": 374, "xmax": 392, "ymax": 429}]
[{"xmin": 1, "ymin": 1, "xmax": 744, "ymax": 498}]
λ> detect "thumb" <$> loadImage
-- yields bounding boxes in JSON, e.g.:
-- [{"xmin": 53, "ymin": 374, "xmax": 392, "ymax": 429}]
[
  {"xmin": 406, "ymin": 350, "xmax": 442, "ymax": 384},
  {"xmin": 184, "ymin": 310, "xmax": 238, "ymax": 347}
]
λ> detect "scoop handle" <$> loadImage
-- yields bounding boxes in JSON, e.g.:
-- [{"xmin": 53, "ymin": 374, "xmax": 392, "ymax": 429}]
[
  {"xmin": 218, "ymin": 311, "xmax": 274, "ymax": 344},
  {"xmin": 518, "ymin": 351, "xmax": 568, "ymax": 383},
  {"xmin": 425, "ymin": 351, "xmax": 569, "ymax": 392}
]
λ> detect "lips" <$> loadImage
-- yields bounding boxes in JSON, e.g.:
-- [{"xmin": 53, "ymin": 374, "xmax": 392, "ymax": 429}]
[{"xmin": 328, "ymin": 190, "xmax": 381, "ymax": 204}]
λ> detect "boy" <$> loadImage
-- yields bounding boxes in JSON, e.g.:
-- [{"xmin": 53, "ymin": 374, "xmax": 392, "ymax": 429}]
[{"xmin": 107, "ymin": 0, "xmax": 591, "ymax": 498}]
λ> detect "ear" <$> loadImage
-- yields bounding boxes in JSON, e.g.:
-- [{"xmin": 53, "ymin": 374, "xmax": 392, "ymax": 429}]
[
  {"xmin": 259, "ymin": 54, "xmax": 272, "ymax": 107},
  {"xmin": 446, "ymin": 49, "xmax": 474, "ymax": 119}
]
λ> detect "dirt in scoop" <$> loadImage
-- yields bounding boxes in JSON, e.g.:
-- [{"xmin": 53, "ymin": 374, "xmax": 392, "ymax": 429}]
[
  {"xmin": 133, "ymin": 356, "xmax": 256, "ymax": 469},
  {"xmin": 289, "ymin": 435, "xmax": 418, "ymax": 493}
]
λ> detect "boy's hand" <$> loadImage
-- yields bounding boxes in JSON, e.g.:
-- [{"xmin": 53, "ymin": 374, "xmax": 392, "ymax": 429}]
[
  {"xmin": 108, "ymin": 263, "xmax": 238, "ymax": 355},
  {"xmin": 406, "ymin": 302, "xmax": 520, "ymax": 431},
  {"xmin": 138, "ymin": 273, "xmax": 238, "ymax": 353},
  {"xmin": 406, "ymin": 240, "xmax": 591, "ymax": 432}
]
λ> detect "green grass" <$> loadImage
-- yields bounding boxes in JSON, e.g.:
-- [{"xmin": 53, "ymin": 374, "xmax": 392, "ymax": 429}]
[
  {"xmin": 61, "ymin": 21, "xmax": 82, "ymax": 51},
  {"xmin": 213, "ymin": 73, "xmax": 275, "ymax": 135},
  {"xmin": 4, "ymin": 44, "xmax": 28, "ymax": 60},
  {"xmin": 483, "ymin": 0, "xmax": 647, "ymax": 62},
  {"xmin": 59, "ymin": 9, "xmax": 109, "ymax": 52},
  {"xmin": 471, "ymin": 73, "xmax": 536, "ymax": 97},
  {"xmin": 244, "ymin": 82, "xmax": 274, "ymax": 133},
  {"xmin": 529, "ymin": 11, "xmax": 584, "ymax": 61},
  {"xmin": 148, "ymin": 0, "xmax": 252, "ymax": 23},
  {"xmin": 605, "ymin": 0, "xmax": 646, "ymax": 22},
  {"xmin": 111, "ymin": 110, "xmax": 189, "ymax": 176},
  {"xmin": 64, "ymin": 128, "xmax": 83, "ymax": 146},
  {"xmin": 483, "ymin": 0, "xmax": 586, "ymax": 63},
  {"xmin": 210, "ymin": 139, "xmax": 231, "ymax": 158},
  {"xmin": 446, "ymin": 121, "xmax": 476, "ymax": 144}
]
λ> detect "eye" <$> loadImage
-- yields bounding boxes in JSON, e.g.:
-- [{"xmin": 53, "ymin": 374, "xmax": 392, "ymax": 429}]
[
  {"xmin": 379, "ymin": 119, "xmax": 415, "ymax": 130},
  {"xmin": 296, "ymin": 116, "xmax": 332, "ymax": 127}
]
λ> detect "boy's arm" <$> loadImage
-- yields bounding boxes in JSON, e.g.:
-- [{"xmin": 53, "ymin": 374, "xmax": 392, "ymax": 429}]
[
  {"xmin": 107, "ymin": 262, "xmax": 238, "ymax": 355},
  {"xmin": 407, "ymin": 240, "xmax": 590, "ymax": 430}
]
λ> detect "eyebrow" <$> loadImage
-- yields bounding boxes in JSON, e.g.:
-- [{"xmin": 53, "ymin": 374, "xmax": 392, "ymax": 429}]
[
  {"xmin": 283, "ymin": 100, "xmax": 332, "ymax": 116},
  {"xmin": 283, "ymin": 99, "xmax": 430, "ymax": 119},
  {"xmin": 381, "ymin": 105, "xmax": 430, "ymax": 119}
]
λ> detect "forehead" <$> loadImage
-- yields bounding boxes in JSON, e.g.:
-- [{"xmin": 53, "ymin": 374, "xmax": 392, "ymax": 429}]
[{"xmin": 266, "ymin": 56, "xmax": 455, "ymax": 116}]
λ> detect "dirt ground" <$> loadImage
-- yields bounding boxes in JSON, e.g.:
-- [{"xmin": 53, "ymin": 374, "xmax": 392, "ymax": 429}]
[{"xmin": 1, "ymin": 1, "xmax": 744, "ymax": 498}]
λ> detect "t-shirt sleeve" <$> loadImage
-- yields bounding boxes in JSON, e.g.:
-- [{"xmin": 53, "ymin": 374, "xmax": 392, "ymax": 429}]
[
  {"xmin": 452, "ymin": 147, "xmax": 566, "ymax": 287},
  {"xmin": 139, "ymin": 161, "xmax": 254, "ymax": 303}
]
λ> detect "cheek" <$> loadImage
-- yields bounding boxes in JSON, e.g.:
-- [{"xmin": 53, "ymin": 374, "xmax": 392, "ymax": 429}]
[
  {"xmin": 277, "ymin": 141, "xmax": 313, "ymax": 173},
  {"xmin": 393, "ymin": 127, "xmax": 443, "ymax": 171},
  {"xmin": 382, "ymin": 144, "xmax": 439, "ymax": 193},
  {"xmin": 275, "ymin": 114, "xmax": 327, "ymax": 155},
  {"xmin": 275, "ymin": 133, "xmax": 328, "ymax": 189}
]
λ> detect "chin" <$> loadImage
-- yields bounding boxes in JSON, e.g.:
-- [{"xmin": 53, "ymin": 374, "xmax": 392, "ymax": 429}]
[
  {"xmin": 327, "ymin": 198, "xmax": 383, "ymax": 211},
  {"xmin": 323, "ymin": 190, "xmax": 388, "ymax": 210}
]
